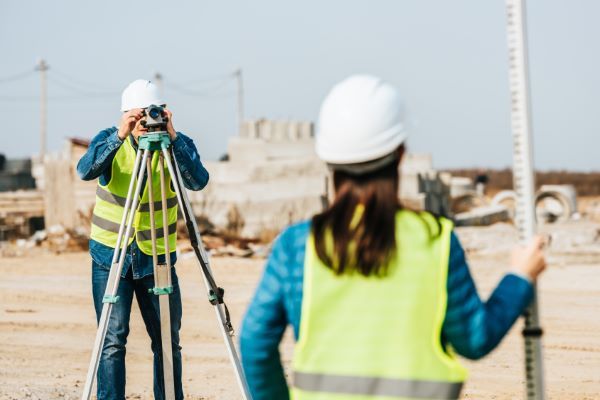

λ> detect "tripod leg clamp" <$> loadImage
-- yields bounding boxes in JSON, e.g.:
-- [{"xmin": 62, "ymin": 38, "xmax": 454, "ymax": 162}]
[
  {"xmin": 102, "ymin": 295, "xmax": 120, "ymax": 304},
  {"xmin": 148, "ymin": 286, "xmax": 174, "ymax": 296},
  {"xmin": 208, "ymin": 287, "xmax": 225, "ymax": 305}
]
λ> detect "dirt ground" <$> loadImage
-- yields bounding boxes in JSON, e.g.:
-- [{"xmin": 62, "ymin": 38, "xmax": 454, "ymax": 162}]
[{"xmin": 1, "ymin": 220, "xmax": 599, "ymax": 399}]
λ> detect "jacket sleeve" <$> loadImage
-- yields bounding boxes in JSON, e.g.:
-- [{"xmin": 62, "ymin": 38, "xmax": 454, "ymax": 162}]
[
  {"xmin": 442, "ymin": 232, "xmax": 534, "ymax": 359},
  {"xmin": 240, "ymin": 232, "xmax": 291, "ymax": 400},
  {"xmin": 76, "ymin": 128, "xmax": 122, "ymax": 182},
  {"xmin": 170, "ymin": 132, "xmax": 209, "ymax": 191}
]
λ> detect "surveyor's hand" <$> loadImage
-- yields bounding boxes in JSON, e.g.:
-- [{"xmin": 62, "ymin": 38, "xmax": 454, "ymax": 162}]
[
  {"xmin": 118, "ymin": 109, "xmax": 144, "ymax": 140},
  {"xmin": 163, "ymin": 108, "xmax": 177, "ymax": 140},
  {"xmin": 510, "ymin": 235, "xmax": 547, "ymax": 281}
]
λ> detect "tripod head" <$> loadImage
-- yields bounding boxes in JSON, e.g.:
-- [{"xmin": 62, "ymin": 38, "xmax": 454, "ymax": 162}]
[{"xmin": 141, "ymin": 105, "xmax": 168, "ymax": 133}]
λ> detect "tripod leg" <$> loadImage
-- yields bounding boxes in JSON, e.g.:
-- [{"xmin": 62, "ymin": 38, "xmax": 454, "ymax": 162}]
[
  {"xmin": 110, "ymin": 148, "xmax": 144, "ymax": 265},
  {"xmin": 146, "ymin": 153, "xmax": 176, "ymax": 400},
  {"xmin": 146, "ymin": 154, "xmax": 160, "ymax": 282},
  {"xmin": 157, "ymin": 153, "xmax": 176, "ymax": 400},
  {"xmin": 162, "ymin": 148, "xmax": 252, "ymax": 400},
  {"xmin": 82, "ymin": 149, "xmax": 151, "ymax": 400}
]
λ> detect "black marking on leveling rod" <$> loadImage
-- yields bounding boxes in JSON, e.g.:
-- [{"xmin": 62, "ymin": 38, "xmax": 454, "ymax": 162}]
[{"xmin": 522, "ymin": 327, "xmax": 543, "ymax": 337}]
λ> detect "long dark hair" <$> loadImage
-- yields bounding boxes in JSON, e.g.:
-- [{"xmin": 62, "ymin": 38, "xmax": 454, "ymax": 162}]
[{"xmin": 311, "ymin": 151, "xmax": 402, "ymax": 277}]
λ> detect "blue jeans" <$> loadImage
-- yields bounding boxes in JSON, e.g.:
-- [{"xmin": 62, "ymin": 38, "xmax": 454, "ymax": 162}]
[{"xmin": 92, "ymin": 261, "xmax": 184, "ymax": 400}]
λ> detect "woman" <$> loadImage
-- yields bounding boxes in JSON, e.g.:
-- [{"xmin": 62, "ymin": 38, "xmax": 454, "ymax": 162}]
[{"xmin": 240, "ymin": 75, "xmax": 546, "ymax": 400}]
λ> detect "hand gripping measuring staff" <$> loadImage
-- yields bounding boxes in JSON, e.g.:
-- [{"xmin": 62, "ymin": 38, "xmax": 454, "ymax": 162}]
[
  {"xmin": 504, "ymin": 1, "xmax": 546, "ymax": 399},
  {"xmin": 81, "ymin": 106, "xmax": 251, "ymax": 400}
]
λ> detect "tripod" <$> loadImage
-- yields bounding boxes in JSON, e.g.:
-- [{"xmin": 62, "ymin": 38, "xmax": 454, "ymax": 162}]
[{"xmin": 81, "ymin": 127, "xmax": 251, "ymax": 399}]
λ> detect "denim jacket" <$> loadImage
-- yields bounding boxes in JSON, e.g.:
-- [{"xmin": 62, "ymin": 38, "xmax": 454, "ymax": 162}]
[{"xmin": 77, "ymin": 127, "xmax": 209, "ymax": 279}]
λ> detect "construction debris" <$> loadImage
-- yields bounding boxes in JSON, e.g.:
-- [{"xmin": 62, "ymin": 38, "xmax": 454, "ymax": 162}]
[
  {"xmin": 454, "ymin": 204, "xmax": 511, "ymax": 227},
  {"xmin": 171, "ymin": 119, "xmax": 443, "ymax": 237},
  {"xmin": 200, "ymin": 233, "xmax": 270, "ymax": 258},
  {"xmin": 0, "ymin": 224, "xmax": 89, "ymax": 257},
  {"xmin": 2, "ymin": 226, "xmax": 270, "ymax": 259},
  {"xmin": 491, "ymin": 184, "xmax": 579, "ymax": 224},
  {"xmin": 0, "ymin": 155, "xmax": 36, "ymax": 192},
  {"xmin": 0, "ymin": 190, "xmax": 44, "ymax": 240},
  {"xmin": 418, "ymin": 172, "xmax": 452, "ymax": 217},
  {"xmin": 0, "ymin": 134, "xmax": 590, "ymax": 258},
  {"xmin": 536, "ymin": 184, "xmax": 579, "ymax": 223}
]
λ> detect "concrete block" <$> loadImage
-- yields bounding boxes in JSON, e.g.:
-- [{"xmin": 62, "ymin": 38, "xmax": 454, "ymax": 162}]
[{"xmin": 455, "ymin": 204, "xmax": 510, "ymax": 227}]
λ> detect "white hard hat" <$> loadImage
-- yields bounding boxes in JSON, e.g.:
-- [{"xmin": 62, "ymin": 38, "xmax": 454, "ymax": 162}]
[
  {"xmin": 316, "ymin": 74, "xmax": 407, "ymax": 166},
  {"xmin": 120, "ymin": 79, "xmax": 164, "ymax": 112}
]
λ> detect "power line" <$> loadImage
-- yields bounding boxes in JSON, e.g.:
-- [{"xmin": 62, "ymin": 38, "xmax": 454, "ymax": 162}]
[
  {"xmin": 48, "ymin": 69, "xmax": 234, "ymax": 97},
  {"xmin": 165, "ymin": 75, "xmax": 235, "ymax": 97},
  {"xmin": 0, "ymin": 95, "xmax": 38, "ymax": 101},
  {"xmin": 47, "ymin": 74, "xmax": 118, "ymax": 97},
  {"xmin": 180, "ymin": 91, "xmax": 237, "ymax": 99},
  {"xmin": 0, "ymin": 90, "xmax": 237, "ymax": 102},
  {"xmin": 174, "ymin": 72, "xmax": 235, "ymax": 86},
  {"xmin": 0, "ymin": 69, "xmax": 35, "ymax": 84},
  {"xmin": 0, "ymin": 66, "xmax": 241, "ymax": 103},
  {"xmin": 50, "ymin": 67, "xmax": 121, "ymax": 92},
  {"xmin": 0, "ymin": 94, "xmax": 117, "ymax": 102}
]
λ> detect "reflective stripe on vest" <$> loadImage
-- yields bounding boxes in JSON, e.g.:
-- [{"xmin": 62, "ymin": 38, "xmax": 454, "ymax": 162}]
[
  {"xmin": 92, "ymin": 214, "xmax": 177, "ymax": 240},
  {"xmin": 294, "ymin": 371, "xmax": 462, "ymax": 399},
  {"xmin": 292, "ymin": 210, "xmax": 467, "ymax": 400},
  {"xmin": 96, "ymin": 186, "xmax": 178, "ymax": 212},
  {"xmin": 90, "ymin": 138, "xmax": 178, "ymax": 255}
]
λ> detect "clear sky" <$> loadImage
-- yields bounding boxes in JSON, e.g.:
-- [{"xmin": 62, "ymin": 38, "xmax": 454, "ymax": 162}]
[{"xmin": 1, "ymin": 0, "xmax": 598, "ymax": 170}]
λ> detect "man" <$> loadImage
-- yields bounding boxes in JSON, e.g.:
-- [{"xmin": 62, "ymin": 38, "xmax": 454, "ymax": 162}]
[{"xmin": 77, "ymin": 79, "xmax": 209, "ymax": 400}]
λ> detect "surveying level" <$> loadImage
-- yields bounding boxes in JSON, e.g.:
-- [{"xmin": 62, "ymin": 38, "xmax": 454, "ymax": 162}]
[
  {"xmin": 141, "ymin": 104, "xmax": 168, "ymax": 129},
  {"xmin": 81, "ymin": 109, "xmax": 251, "ymax": 400},
  {"xmin": 504, "ymin": 1, "xmax": 545, "ymax": 399}
]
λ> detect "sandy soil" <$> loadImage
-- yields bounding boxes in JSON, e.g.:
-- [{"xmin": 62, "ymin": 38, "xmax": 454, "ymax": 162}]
[{"xmin": 1, "ymin": 221, "xmax": 599, "ymax": 399}]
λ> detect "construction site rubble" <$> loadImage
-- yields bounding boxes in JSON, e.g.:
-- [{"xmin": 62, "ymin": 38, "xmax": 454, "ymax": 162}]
[
  {"xmin": 0, "ymin": 133, "xmax": 597, "ymax": 261},
  {"xmin": 1, "ymin": 224, "xmax": 89, "ymax": 257},
  {"xmin": 1, "ymin": 225, "xmax": 271, "ymax": 260},
  {"xmin": 456, "ymin": 219, "xmax": 600, "ymax": 257},
  {"xmin": 178, "ymin": 232, "xmax": 271, "ymax": 259},
  {"xmin": 454, "ymin": 204, "xmax": 511, "ymax": 227},
  {"xmin": 2, "ymin": 132, "xmax": 592, "ymax": 256}
]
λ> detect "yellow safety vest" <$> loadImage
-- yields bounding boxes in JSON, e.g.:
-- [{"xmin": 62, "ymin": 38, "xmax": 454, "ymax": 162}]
[
  {"xmin": 292, "ymin": 210, "xmax": 467, "ymax": 400},
  {"xmin": 90, "ymin": 138, "xmax": 178, "ymax": 255}
]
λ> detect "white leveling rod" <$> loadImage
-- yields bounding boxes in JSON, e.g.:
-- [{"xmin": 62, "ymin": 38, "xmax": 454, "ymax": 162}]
[{"xmin": 504, "ymin": 0, "xmax": 545, "ymax": 399}]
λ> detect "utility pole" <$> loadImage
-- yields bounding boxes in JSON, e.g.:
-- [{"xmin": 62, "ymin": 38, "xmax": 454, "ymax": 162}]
[
  {"xmin": 153, "ymin": 71, "xmax": 164, "ymax": 100},
  {"xmin": 234, "ymin": 68, "xmax": 244, "ymax": 135},
  {"xmin": 35, "ymin": 59, "xmax": 49, "ymax": 160}
]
